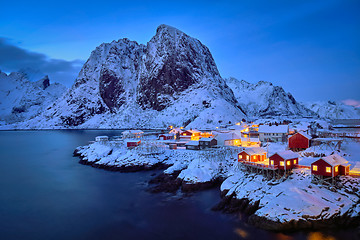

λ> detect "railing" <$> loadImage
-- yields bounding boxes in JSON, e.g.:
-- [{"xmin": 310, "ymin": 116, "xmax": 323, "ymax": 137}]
[
  {"xmin": 238, "ymin": 160, "xmax": 278, "ymax": 170},
  {"xmin": 294, "ymin": 164, "xmax": 311, "ymax": 169}
]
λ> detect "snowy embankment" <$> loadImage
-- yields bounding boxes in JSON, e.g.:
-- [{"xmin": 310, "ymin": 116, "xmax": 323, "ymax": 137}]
[
  {"xmin": 74, "ymin": 139, "xmax": 360, "ymax": 231},
  {"xmin": 74, "ymin": 140, "xmax": 238, "ymax": 189},
  {"xmin": 220, "ymin": 169, "xmax": 360, "ymax": 230}
]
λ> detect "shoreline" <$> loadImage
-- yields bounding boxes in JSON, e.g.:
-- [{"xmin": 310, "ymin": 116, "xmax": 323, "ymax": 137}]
[{"xmin": 73, "ymin": 142, "xmax": 360, "ymax": 233}]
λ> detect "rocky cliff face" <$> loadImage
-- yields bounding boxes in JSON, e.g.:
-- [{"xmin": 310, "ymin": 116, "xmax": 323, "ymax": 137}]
[
  {"xmin": 0, "ymin": 70, "xmax": 67, "ymax": 125},
  {"xmin": 225, "ymin": 77, "xmax": 316, "ymax": 118},
  {"xmin": 16, "ymin": 25, "xmax": 245, "ymax": 129}
]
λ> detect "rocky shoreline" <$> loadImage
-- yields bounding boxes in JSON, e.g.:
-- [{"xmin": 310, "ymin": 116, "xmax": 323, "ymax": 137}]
[{"xmin": 73, "ymin": 143, "xmax": 360, "ymax": 233}]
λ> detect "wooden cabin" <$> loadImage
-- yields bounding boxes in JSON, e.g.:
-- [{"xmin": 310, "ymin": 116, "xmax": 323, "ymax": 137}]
[
  {"xmin": 185, "ymin": 141, "xmax": 200, "ymax": 150},
  {"xmin": 288, "ymin": 132, "xmax": 312, "ymax": 151},
  {"xmin": 213, "ymin": 131, "xmax": 241, "ymax": 146},
  {"xmin": 127, "ymin": 140, "xmax": 141, "ymax": 148},
  {"xmin": 199, "ymin": 137, "xmax": 217, "ymax": 149},
  {"xmin": 269, "ymin": 150, "xmax": 299, "ymax": 170},
  {"xmin": 95, "ymin": 136, "xmax": 109, "ymax": 142},
  {"xmin": 159, "ymin": 134, "xmax": 174, "ymax": 140},
  {"xmin": 169, "ymin": 144, "xmax": 177, "ymax": 150},
  {"xmin": 238, "ymin": 147, "xmax": 267, "ymax": 162},
  {"xmin": 311, "ymin": 154, "xmax": 350, "ymax": 178},
  {"xmin": 122, "ymin": 130, "xmax": 144, "ymax": 139}
]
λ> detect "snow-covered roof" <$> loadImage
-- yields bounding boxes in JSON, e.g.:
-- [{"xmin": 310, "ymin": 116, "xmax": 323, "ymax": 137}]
[
  {"xmin": 258, "ymin": 125, "xmax": 288, "ymax": 133},
  {"xmin": 95, "ymin": 136, "xmax": 108, "ymax": 139},
  {"xmin": 319, "ymin": 154, "xmax": 349, "ymax": 167},
  {"xmin": 169, "ymin": 127, "xmax": 183, "ymax": 133},
  {"xmin": 122, "ymin": 130, "xmax": 144, "ymax": 135},
  {"xmin": 241, "ymin": 147, "xmax": 267, "ymax": 155},
  {"xmin": 213, "ymin": 131, "xmax": 241, "ymax": 142},
  {"xmin": 185, "ymin": 140, "xmax": 199, "ymax": 146},
  {"xmin": 272, "ymin": 150, "xmax": 299, "ymax": 160},
  {"xmin": 199, "ymin": 137, "xmax": 215, "ymax": 142},
  {"xmin": 159, "ymin": 133, "xmax": 174, "ymax": 137},
  {"xmin": 126, "ymin": 139, "xmax": 141, "ymax": 143},
  {"xmin": 290, "ymin": 131, "xmax": 312, "ymax": 140},
  {"xmin": 187, "ymin": 129, "xmax": 201, "ymax": 134}
]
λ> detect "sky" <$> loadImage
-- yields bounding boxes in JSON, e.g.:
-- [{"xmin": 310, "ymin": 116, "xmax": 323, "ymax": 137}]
[{"xmin": 0, "ymin": 0, "xmax": 359, "ymax": 104}]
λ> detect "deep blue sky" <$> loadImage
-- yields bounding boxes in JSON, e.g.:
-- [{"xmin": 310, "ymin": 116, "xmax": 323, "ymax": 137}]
[{"xmin": 0, "ymin": 0, "xmax": 359, "ymax": 103}]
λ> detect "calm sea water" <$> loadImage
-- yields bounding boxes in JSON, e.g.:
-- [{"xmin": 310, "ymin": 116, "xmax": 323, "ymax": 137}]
[{"xmin": 0, "ymin": 130, "xmax": 357, "ymax": 240}]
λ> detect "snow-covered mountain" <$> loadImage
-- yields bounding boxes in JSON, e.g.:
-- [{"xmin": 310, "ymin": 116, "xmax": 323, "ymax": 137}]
[
  {"xmin": 0, "ymin": 70, "xmax": 67, "ymax": 125},
  {"xmin": 303, "ymin": 101, "xmax": 360, "ymax": 119},
  {"xmin": 17, "ymin": 24, "xmax": 246, "ymax": 129},
  {"xmin": 225, "ymin": 77, "xmax": 315, "ymax": 118}
]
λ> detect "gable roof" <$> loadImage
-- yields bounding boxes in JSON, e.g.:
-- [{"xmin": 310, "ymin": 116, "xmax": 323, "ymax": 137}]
[
  {"xmin": 199, "ymin": 137, "xmax": 215, "ymax": 142},
  {"xmin": 241, "ymin": 147, "xmax": 267, "ymax": 155},
  {"xmin": 271, "ymin": 150, "xmax": 299, "ymax": 160},
  {"xmin": 258, "ymin": 125, "xmax": 288, "ymax": 133},
  {"xmin": 185, "ymin": 140, "xmax": 199, "ymax": 146},
  {"xmin": 213, "ymin": 131, "xmax": 241, "ymax": 142},
  {"xmin": 319, "ymin": 154, "xmax": 349, "ymax": 167},
  {"xmin": 290, "ymin": 131, "xmax": 312, "ymax": 140}
]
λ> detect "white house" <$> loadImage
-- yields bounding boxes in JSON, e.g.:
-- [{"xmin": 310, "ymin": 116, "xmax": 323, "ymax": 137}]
[
  {"xmin": 258, "ymin": 125, "xmax": 289, "ymax": 142},
  {"xmin": 95, "ymin": 136, "xmax": 109, "ymax": 142}
]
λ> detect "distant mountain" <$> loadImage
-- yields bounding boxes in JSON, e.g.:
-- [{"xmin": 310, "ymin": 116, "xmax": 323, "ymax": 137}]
[
  {"xmin": 0, "ymin": 70, "xmax": 67, "ymax": 125},
  {"xmin": 16, "ymin": 24, "xmax": 246, "ymax": 129},
  {"xmin": 225, "ymin": 77, "xmax": 315, "ymax": 118},
  {"xmin": 303, "ymin": 101, "xmax": 360, "ymax": 119}
]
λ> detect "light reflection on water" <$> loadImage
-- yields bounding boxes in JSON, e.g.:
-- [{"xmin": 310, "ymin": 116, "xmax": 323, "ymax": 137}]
[{"xmin": 0, "ymin": 130, "xmax": 358, "ymax": 240}]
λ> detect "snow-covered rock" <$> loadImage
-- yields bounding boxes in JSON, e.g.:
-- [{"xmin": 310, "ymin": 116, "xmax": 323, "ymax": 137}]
[
  {"xmin": 14, "ymin": 24, "xmax": 246, "ymax": 129},
  {"xmin": 0, "ymin": 70, "xmax": 67, "ymax": 125},
  {"xmin": 303, "ymin": 101, "xmax": 360, "ymax": 119},
  {"xmin": 225, "ymin": 77, "xmax": 315, "ymax": 118}
]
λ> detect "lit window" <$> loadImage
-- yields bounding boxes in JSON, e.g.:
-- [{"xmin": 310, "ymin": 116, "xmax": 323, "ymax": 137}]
[
  {"xmin": 270, "ymin": 160, "xmax": 274, "ymax": 165},
  {"xmin": 287, "ymin": 161, "xmax": 291, "ymax": 166},
  {"xmin": 312, "ymin": 165, "xmax": 318, "ymax": 171},
  {"xmin": 326, "ymin": 167, "xmax": 331, "ymax": 173},
  {"xmin": 293, "ymin": 159, "xmax": 297, "ymax": 164},
  {"xmin": 246, "ymin": 155, "xmax": 249, "ymax": 160},
  {"xmin": 280, "ymin": 161, "xmax": 284, "ymax": 166},
  {"xmin": 335, "ymin": 166, "xmax": 338, "ymax": 172},
  {"xmin": 253, "ymin": 156, "xmax": 256, "ymax": 160}
]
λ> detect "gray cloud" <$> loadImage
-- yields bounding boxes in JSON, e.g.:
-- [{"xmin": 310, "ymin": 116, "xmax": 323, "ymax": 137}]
[{"xmin": 0, "ymin": 37, "xmax": 84, "ymax": 86}]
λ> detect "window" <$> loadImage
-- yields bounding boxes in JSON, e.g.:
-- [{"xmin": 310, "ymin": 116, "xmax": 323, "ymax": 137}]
[
  {"xmin": 287, "ymin": 161, "xmax": 291, "ymax": 166},
  {"xmin": 293, "ymin": 159, "xmax": 297, "ymax": 164},
  {"xmin": 326, "ymin": 167, "xmax": 331, "ymax": 173},
  {"xmin": 252, "ymin": 156, "xmax": 256, "ymax": 160},
  {"xmin": 280, "ymin": 161, "xmax": 284, "ymax": 166},
  {"xmin": 270, "ymin": 160, "xmax": 274, "ymax": 165},
  {"xmin": 312, "ymin": 165, "xmax": 318, "ymax": 171},
  {"xmin": 335, "ymin": 166, "xmax": 338, "ymax": 172},
  {"xmin": 246, "ymin": 155, "xmax": 249, "ymax": 160}
]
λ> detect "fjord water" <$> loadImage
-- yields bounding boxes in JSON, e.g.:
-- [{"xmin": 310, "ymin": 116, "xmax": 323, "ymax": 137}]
[{"xmin": 0, "ymin": 131, "xmax": 355, "ymax": 240}]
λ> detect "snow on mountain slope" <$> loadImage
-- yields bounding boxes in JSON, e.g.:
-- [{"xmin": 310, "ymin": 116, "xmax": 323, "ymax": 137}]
[
  {"xmin": 225, "ymin": 77, "xmax": 316, "ymax": 118},
  {"xmin": 14, "ymin": 24, "xmax": 246, "ymax": 129},
  {"xmin": 303, "ymin": 101, "xmax": 360, "ymax": 119},
  {"xmin": 0, "ymin": 70, "xmax": 67, "ymax": 125}
]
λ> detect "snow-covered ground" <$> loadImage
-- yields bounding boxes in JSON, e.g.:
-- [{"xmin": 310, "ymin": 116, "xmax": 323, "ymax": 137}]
[{"xmin": 75, "ymin": 135, "xmax": 360, "ymax": 230}]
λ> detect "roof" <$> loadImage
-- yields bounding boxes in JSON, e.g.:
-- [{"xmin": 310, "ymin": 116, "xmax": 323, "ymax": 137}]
[
  {"xmin": 95, "ymin": 136, "xmax": 108, "ymax": 139},
  {"xmin": 272, "ymin": 150, "xmax": 299, "ymax": 160},
  {"xmin": 241, "ymin": 147, "xmax": 267, "ymax": 155},
  {"xmin": 185, "ymin": 141, "xmax": 199, "ymax": 146},
  {"xmin": 258, "ymin": 125, "xmax": 288, "ymax": 133},
  {"xmin": 187, "ymin": 129, "xmax": 201, "ymax": 134},
  {"xmin": 159, "ymin": 134, "xmax": 174, "ymax": 137},
  {"xmin": 122, "ymin": 130, "xmax": 144, "ymax": 135},
  {"xmin": 290, "ymin": 131, "xmax": 312, "ymax": 140},
  {"xmin": 199, "ymin": 137, "xmax": 215, "ymax": 142},
  {"xmin": 126, "ymin": 140, "xmax": 141, "ymax": 143},
  {"xmin": 319, "ymin": 154, "xmax": 348, "ymax": 167},
  {"xmin": 213, "ymin": 131, "xmax": 241, "ymax": 142},
  {"xmin": 169, "ymin": 128, "xmax": 183, "ymax": 133}
]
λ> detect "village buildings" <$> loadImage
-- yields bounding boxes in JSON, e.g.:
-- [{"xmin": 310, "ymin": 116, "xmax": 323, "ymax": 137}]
[{"xmin": 258, "ymin": 125, "xmax": 289, "ymax": 142}]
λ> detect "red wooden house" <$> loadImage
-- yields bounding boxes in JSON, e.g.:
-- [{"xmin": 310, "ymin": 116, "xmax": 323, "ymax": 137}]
[
  {"xmin": 311, "ymin": 154, "xmax": 350, "ymax": 178},
  {"xmin": 238, "ymin": 147, "xmax": 267, "ymax": 162},
  {"xmin": 127, "ymin": 140, "xmax": 141, "ymax": 148},
  {"xmin": 269, "ymin": 150, "xmax": 299, "ymax": 170},
  {"xmin": 159, "ymin": 134, "xmax": 174, "ymax": 140},
  {"xmin": 288, "ymin": 132, "xmax": 312, "ymax": 151}
]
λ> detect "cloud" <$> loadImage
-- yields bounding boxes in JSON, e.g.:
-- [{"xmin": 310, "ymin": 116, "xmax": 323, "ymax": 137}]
[
  {"xmin": 342, "ymin": 99, "xmax": 360, "ymax": 108},
  {"xmin": 0, "ymin": 37, "xmax": 84, "ymax": 86}
]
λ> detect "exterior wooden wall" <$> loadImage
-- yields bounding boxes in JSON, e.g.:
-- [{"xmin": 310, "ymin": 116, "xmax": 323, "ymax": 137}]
[
  {"xmin": 238, "ymin": 152, "xmax": 265, "ymax": 162},
  {"xmin": 311, "ymin": 159, "xmax": 340, "ymax": 177},
  {"xmin": 269, "ymin": 153, "xmax": 297, "ymax": 170},
  {"xmin": 288, "ymin": 133, "xmax": 309, "ymax": 150}
]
